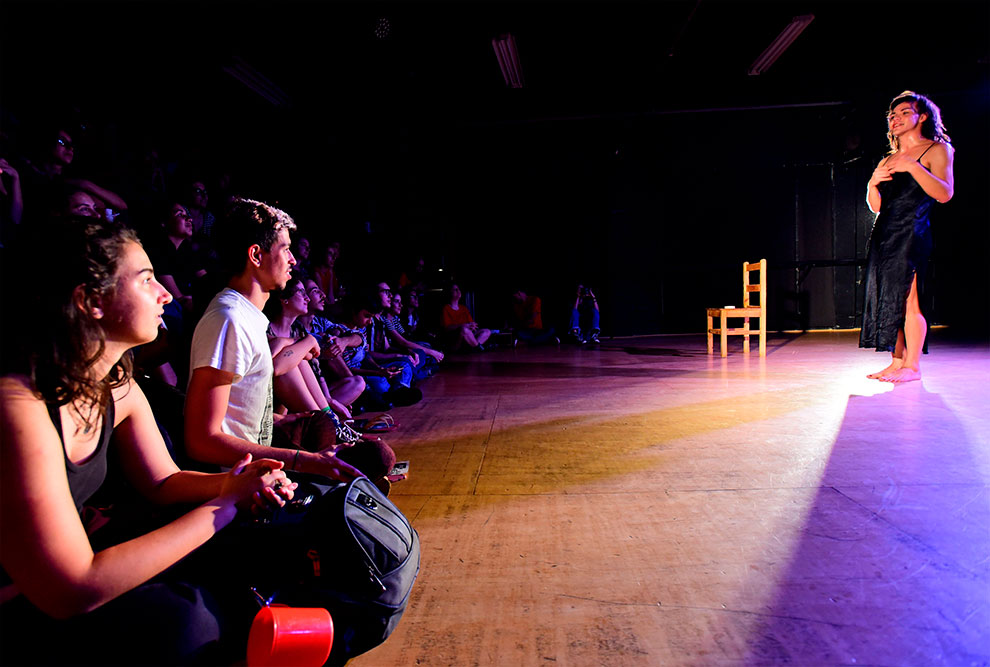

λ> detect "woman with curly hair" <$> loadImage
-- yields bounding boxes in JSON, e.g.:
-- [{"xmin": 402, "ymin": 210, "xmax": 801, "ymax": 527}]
[
  {"xmin": 861, "ymin": 90, "xmax": 954, "ymax": 382},
  {"xmin": 0, "ymin": 218, "xmax": 295, "ymax": 665}
]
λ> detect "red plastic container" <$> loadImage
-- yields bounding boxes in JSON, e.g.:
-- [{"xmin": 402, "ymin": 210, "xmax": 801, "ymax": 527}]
[{"xmin": 246, "ymin": 604, "xmax": 334, "ymax": 667}]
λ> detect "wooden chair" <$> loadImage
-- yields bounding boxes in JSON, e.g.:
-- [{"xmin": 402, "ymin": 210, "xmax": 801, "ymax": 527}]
[{"xmin": 707, "ymin": 259, "xmax": 767, "ymax": 357}]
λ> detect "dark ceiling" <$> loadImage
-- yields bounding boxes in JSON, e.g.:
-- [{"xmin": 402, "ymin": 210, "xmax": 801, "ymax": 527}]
[{"xmin": 3, "ymin": 0, "xmax": 988, "ymax": 130}]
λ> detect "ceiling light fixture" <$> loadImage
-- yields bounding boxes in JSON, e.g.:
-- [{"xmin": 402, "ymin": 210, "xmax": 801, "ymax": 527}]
[
  {"xmin": 492, "ymin": 33, "xmax": 525, "ymax": 88},
  {"xmin": 747, "ymin": 14, "xmax": 814, "ymax": 76}
]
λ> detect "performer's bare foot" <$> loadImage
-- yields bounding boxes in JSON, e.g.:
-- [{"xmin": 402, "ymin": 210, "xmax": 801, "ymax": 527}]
[
  {"xmin": 867, "ymin": 359, "xmax": 903, "ymax": 379},
  {"xmin": 879, "ymin": 366, "xmax": 921, "ymax": 383}
]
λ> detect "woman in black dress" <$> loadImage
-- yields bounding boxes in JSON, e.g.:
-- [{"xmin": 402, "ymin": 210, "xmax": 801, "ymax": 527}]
[{"xmin": 861, "ymin": 91, "xmax": 954, "ymax": 382}]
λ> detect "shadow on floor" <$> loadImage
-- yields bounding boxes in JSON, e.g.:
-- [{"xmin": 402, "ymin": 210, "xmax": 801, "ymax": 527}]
[{"xmin": 744, "ymin": 386, "xmax": 990, "ymax": 664}]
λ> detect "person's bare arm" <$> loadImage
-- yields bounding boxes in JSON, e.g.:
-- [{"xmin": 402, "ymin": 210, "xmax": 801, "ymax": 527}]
[
  {"xmin": 386, "ymin": 329, "xmax": 443, "ymax": 361},
  {"xmin": 268, "ymin": 335, "xmax": 320, "ymax": 376},
  {"xmin": 0, "ymin": 376, "xmax": 287, "ymax": 618},
  {"xmin": 63, "ymin": 178, "xmax": 128, "ymax": 211},
  {"xmin": 184, "ymin": 366, "xmax": 361, "ymax": 482},
  {"xmin": 885, "ymin": 142, "xmax": 954, "ymax": 203},
  {"xmin": 0, "ymin": 158, "xmax": 24, "ymax": 224}
]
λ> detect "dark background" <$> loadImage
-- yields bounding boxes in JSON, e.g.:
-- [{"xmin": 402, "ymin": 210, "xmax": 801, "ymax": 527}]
[{"xmin": 2, "ymin": 0, "xmax": 987, "ymax": 336}]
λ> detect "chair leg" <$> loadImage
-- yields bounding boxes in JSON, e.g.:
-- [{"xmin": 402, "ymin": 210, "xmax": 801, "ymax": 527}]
[
  {"xmin": 743, "ymin": 317, "xmax": 750, "ymax": 354},
  {"xmin": 759, "ymin": 317, "xmax": 766, "ymax": 357},
  {"xmin": 720, "ymin": 313, "xmax": 728, "ymax": 357},
  {"xmin": 707, "ymin": 314, "xmax": 713, "ymax": 354}
]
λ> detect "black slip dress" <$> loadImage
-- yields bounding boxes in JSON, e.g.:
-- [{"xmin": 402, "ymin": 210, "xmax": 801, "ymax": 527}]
[{"xmin": 859, "ymin": 142, "xmax": 938, "ymax": 353}]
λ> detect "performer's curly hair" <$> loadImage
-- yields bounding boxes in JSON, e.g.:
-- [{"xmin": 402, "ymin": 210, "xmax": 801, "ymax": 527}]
[{"xmin": 887, "ymin": 90, "xmax": 951, "ymax": 153}]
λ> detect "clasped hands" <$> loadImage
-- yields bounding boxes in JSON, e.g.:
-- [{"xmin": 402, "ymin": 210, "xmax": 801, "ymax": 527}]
[{"xmin": 223, "ymin": 454, "xmax": 298, "ymax": 516}]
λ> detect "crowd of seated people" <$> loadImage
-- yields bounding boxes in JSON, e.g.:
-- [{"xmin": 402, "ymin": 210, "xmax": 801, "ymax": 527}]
[{"xmin": 0, "ymin": 108, "xmax": 608, "ymax": 665}]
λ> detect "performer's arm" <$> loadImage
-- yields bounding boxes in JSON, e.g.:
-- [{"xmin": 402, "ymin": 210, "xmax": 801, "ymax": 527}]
[{"xmin": 885, "ymin": 143, "xmax": 954, "ymax": 203}]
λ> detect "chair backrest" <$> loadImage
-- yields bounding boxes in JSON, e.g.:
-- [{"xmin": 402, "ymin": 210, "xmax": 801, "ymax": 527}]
[{"xmin": 742, "ymin": 259, "xmax": 767, "ymax": 313}]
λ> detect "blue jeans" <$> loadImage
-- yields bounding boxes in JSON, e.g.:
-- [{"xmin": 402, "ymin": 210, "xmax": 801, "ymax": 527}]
[
  {"xmin": 515, "ymin": 326, "xmax": 557, "ymax": 345},
  {"xmin": 410, "ymin": 342, "xmax": 440, "ymax": 381},
  {"xmin": 362, "ymin": 359, "xmax": 414, "ymax": 399},
  {"xmin": 569, "ymin": 308, "xmax": 600, "ymax": 338}
]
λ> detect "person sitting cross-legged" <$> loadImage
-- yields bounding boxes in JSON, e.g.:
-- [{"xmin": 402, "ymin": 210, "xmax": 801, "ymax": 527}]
[
  {"xmin": 509, "ymin": 286, "xmax": 559, "ymax": 347},
  {"xmin": 298, "ymin": 278, "xmax": 366, "ymax": 405},
  {"xmin": 441, "ymin": 282, "xmax": 492, "ymax": 352},
  {"xmin": 382, "ymin": 290, "xmax": 443, "ymax": 381},
  {"xmin": 264, "ymin": 277, "xmax": 395, "ymax": 492},
  {"xmin": 331, "ymin": 289, "xmax": 423, "ymax": 412}
]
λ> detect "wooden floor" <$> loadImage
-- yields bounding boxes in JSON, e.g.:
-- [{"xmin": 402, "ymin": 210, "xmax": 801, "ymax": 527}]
[{"xmin": 351, "ymin": 331, "xmax": 990, "ymax": 666}]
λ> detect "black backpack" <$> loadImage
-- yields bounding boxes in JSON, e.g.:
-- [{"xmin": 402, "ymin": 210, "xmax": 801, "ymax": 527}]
[{"xmin": 267, "ymin": 476, "xmax": 421, "ymax": 665}]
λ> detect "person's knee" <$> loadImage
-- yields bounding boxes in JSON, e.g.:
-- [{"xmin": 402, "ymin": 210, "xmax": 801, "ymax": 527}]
[
  {"xmin": 116, "ymin": 582, "xmax": 222, "ymax": 664},
  {"xmin": 347, "ymin": 375, "xmax": 366, "ymax": 393}
]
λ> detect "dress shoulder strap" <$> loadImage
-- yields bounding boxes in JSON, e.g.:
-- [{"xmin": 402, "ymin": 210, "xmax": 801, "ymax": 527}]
[{"xmin": 917, "ymin": 141, "xmax": 937, "ymax": 161}]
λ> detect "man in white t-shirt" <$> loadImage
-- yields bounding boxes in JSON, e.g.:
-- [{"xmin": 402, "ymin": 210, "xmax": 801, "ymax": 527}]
[{"xmin": 184, "ymin": 198, "xmax": 361, "ymax": 482}]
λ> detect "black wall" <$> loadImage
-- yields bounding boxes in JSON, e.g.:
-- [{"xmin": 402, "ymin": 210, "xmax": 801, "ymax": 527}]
[{"xmin": 2, "ymin": 1, "xmax": 987, "ymax": 337}]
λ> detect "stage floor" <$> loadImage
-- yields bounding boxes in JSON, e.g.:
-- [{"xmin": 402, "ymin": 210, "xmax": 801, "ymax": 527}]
[{"xmin": 352, "ymin": 331, "xmax": 990, "ymax": 666}]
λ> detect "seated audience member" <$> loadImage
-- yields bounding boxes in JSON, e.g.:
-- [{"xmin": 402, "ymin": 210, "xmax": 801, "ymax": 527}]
[
  {"xmin": 142, "ymin": 200, "xmax": 213, "ymax": 386},
  {"xmin": 263, "ymin": 280, "xmax": 395, "ymax": 491},
  {"xmin": 264, "ymin": 277, "xmax": 365, "ymax": 413},
  {"xmin": 331, "ymin": 290, "xmax": 423, "ymax": 411},
  {"xmin": 298, "ymin": 278, "xmax": 366, "ymax": 402},
  {"xmin": 16, "ymin": 123, "xmax": 127, "ymax": 226},
  {"xmin": 397, "ymin": 254, "xmax": 427, "ymax": 292},
  {"xmin": 382, "ymin": 289, "xmax": 443, "ymax": 380},
  {"xmin": 180, "ymin": 179, "xmax": 219, "ymax": 279},
  {"xmin": 442, "ymin": 283, "xmax": 492, "ymax": 351},
  {"xmin": 184, "ymin": 198, "xmax": 387, "ymax": 485},
  {"xmin": 367, "ymin": 281, "xmax": 420, "ymax": 379},
  {"xmin": 400, "ymin": 286, "xmax": 424, "ymax": 338},
  {"xmin": 569, "ymin": 283, "xmax": 602, "ymax": 344},
  {"xmin": 16, "ymin": 123, "xmax": 76, "ymax": 223},
  {"xmin": 291, "ymin": 236, "xmax": 313, "ymax": 281},
  {"xmin": 62, "ymin": 176, "xmax": 128, "ymax": 223},
  {"xmin": 42, "ymin": 182, "xmax": 103, "ymax": 219},
  {"xmin": 313, "ymin": 240, "xmax": 343, "ymax": 309},
  {"xmin": 144, "ymin": 201, "xmax": 202, "ymax": 317},
  {"xmin": 0, "ymin": 158, "xmax": 24, "ymax": 243},
  {"xmin": 0, "ymin": 217, "xmax": 295, "ymax": 665},
  {"xmin": 510, "ymin": 287, "xmax": 559, "ymax": 347},
  {"xmin": 21, "ymin": 121, "xmax": 128, "ymax": 222},
  {"xmin": 182, "ymin": 178, "xmax": 216, "ymax": 244}
]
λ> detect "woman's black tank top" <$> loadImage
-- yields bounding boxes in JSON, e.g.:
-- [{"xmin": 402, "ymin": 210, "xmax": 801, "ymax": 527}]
[{"xmin": 47, "ymin": 400, "xmax": 114, "ymax": 512}]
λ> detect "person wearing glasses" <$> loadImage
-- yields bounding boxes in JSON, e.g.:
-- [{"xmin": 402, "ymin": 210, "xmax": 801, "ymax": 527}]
[
  {"xmin": 180, "ymin": 179, "xmax": 218, "ymax": 276},
  {"xmin": 17, "ymin": 123, "xmax": 127, "ymax": 226},
  {"xmin": 298, "ymin": 278, "xmax": 367, "ymax": 405},
  {"xmin": 860, "ymin": 91, "xmax": 954, "ymax": 383},
  {"xmin": 367, "ymin": 282, "xmax": 419, "ymax": 385},
  {"xmin": 380, "ymin": 288, "xmax": 444, "ymax": 381},
  {"xmin": 324, "ymin": 286, "xmax": 423, "ymax": 412}
]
